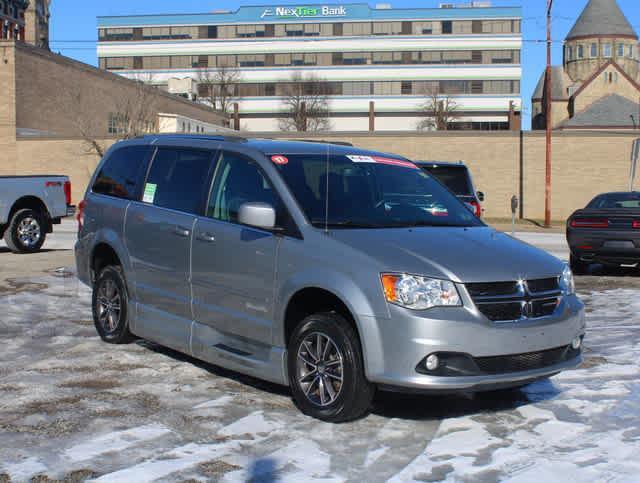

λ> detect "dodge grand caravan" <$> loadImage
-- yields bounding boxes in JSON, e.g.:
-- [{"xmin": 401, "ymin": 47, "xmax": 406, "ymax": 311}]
[{"xmin": 75, "ymin": 135, "xmax": 585, "ymax": 422}]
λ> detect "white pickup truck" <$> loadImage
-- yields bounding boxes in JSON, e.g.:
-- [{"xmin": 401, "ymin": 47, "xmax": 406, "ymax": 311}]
[{"xmin": 0, "ymin": 175, "xmax": 75, "ymax": 253}]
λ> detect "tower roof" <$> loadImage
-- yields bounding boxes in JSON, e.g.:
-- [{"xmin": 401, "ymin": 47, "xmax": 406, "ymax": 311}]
[{"xmin": 566, "ymin": 0, "xmax": 637, "ymax": 41}]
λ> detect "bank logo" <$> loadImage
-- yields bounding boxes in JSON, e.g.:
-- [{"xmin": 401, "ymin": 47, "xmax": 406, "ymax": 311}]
[{"xmin": 261, "ymin": 6, "xmax": 347, "ymax": 18}]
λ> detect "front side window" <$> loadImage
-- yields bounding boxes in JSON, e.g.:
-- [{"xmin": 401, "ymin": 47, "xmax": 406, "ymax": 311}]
[
  {"xmin": 92, "ymin": 146, "xmax": 150, "ymax": 200},
  {"xmin": 143, "ymin": 148, "xmax": 214, "ymax": 215},
  {"xmin": 207, "ymin": 151, "xmax": 282, "ymax": 225},
  {"xmin": 274, "ymin": 154, "xmax": 482, "ymax": 228}
]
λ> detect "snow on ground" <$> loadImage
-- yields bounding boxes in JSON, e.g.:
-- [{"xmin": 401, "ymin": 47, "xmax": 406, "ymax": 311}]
[{"xmin": 1, "ymin": 230, "xmax": 639, "ymax": 482}]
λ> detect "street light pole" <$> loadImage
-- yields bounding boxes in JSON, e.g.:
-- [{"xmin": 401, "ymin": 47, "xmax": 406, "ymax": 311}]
[{"xmin": 544, "ymin": 0, "xmax": 554, "ymax": 228}]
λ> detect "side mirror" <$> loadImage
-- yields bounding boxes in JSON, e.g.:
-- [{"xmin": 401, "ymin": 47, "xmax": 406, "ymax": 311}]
[
  {"xmin": 238, "ymin": 202, "xmax": 276, "ymax": 230},
  {"xmin": 477, "ymin": 191, "xmax": 485, "ymax": 202}
]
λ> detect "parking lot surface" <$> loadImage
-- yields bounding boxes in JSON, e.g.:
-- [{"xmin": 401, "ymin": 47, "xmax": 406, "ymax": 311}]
[{"xmin": 1, "ymin": 221, "xmax": 639, "ymax": 482}]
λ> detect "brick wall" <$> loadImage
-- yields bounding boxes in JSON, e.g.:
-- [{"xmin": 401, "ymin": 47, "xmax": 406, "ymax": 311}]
[
  {"xmin": 9, "ymin": 131, "xmax": 639, "ymax": 221},
  {"xmin": 0, "ymin": 43, "xmax": 17, "ymax": 173},
  {"xmin": 12, "ymin": 41, "xmax": 225, "ymax": 137}
]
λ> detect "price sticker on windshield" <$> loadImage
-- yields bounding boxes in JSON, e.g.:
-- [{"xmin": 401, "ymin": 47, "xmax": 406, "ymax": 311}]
[{"xmin": 347, "ymin": 155, "xmax": 418, "ymax": 169}]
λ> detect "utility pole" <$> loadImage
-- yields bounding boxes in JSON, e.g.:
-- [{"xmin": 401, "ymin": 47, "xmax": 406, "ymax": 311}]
[{"xmin": 544, "ymin": 0, "xmax": 554, "ymax": 228}]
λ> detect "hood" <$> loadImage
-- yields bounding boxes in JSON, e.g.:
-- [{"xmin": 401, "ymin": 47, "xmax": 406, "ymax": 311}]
[{"xmin": 329, "ymin": 226, "xmax": 565, "ymax": 283}]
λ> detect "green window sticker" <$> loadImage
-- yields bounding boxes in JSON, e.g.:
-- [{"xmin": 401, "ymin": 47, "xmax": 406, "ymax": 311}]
[{"xmin": 142, "ymin": 183, "xmax": 157, "ymax": 204}]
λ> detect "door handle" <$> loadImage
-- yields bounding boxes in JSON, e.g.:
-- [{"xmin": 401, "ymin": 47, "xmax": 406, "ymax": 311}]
[
  {"xmin": 196, "ymin": 232, "xmax": 216, "ymax": 242},
  {"xmin": 173, "ymin": 226, "xmax": 191, "ymax": 238}
]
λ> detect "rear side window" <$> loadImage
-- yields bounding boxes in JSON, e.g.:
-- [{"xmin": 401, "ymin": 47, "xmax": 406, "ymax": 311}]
[
  {"xmin": 92, "ymin": 146, "xmax": 149, "ymax": 199},
  {"xmin": 421, "ymin": 166, "xmax": 472, "ymax": 196},
  {"xmin": 143, "ymin": 148, "xmax": 215, "ymax": 215},
  {"xmin": 588, "ymin": 193, "xmax": 640, "ymax": 209}
]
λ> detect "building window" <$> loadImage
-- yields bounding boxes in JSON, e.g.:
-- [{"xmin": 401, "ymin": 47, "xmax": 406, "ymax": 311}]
[
  {"xmin": 343, "ymin": 81, "xmax": 371, "ymax": 96},
  {"xmin": 236, "ymin": 24, "xmax": 265, "ymax": 38},
  {"xmin": 372, "ymin": 22, "xmax": 402, "ymax": 36},
  {"xmin": 566, "ymin": 46, "xmax": 573, "ymax": 61},
  {"xmin": 482, "ymin": 20, "xmax": 512, "ymax": 34},
  {"xmin": 343, "ymin": 22, "xmax": 372, "ymax": 36},
  {"xmin": 630, "ymin": 45, "xmax": 635, "ymax": 58},
  {"xmin": 108, "ymin": 113, "xmax": 127, "ymax": 135},
  {"xmin": 373, "ymin": 81, "xmax": 402, "ymax": 95},
  {"xmin": 603, "ymin": 43, "xmax": 612, "ymax": 57},
  {"xmin": 413, "ymin": 21, "xmax": 434, "ymax": 35},
  {"xmin": 618, "ymin": 43, "xmax": 625, "ymax": 57},
  {"xmin": 442, "ymin": 21, "xmax": 453, "ymax": 35},
  {"xmin": 342, "ymin": 52, "xmax": 370, "ymax": 65},
  {"xmin": 577, "ymin": 45, "xmax": 584, "ymax": 58},
  {"xmin": 372, "ymin": 51, "xmax": 402, "ymax": 64},
  {"xmin": 591, "ymin": 43, "xmax": 598, "ymax": 58}
]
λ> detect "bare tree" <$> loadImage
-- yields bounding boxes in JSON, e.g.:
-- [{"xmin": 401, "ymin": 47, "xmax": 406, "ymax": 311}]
[
  {"xmin": 417, "ymin": 88, "xmax": 458, "ymax": 131},
  {"xmin": 66, "ymin": 74, "xmax": 159, "ymax": 157},
  {"xmin": 279, "ymin": 73, "xmax": 331, "ymax": 132},
  {"xmin": 198, "ymin": 64, "xmax": 240, "ymax": 116}
]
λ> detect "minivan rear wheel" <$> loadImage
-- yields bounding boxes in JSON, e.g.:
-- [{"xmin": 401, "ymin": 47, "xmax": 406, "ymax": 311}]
[
  {"xmin": 287, "ymin": 313, "xmax": 374, "ymax": 422},
  {"xmin": 92, "ymin": 266, "xmax": 135, "ymax": 344}
]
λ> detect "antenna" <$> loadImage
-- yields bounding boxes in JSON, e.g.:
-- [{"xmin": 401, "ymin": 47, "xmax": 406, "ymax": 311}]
[{"xmin": 324, "ymin": 143, "xmax": 330, "ymax": 233}]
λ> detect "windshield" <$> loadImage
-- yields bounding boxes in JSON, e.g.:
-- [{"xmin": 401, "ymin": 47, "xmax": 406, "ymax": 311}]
[
  {"xmin": 273, "ymin": 154, "xmax": 483, "ymax": 228},
  {"xmin": 420, "ymin": 165, "xmax": 472, "ymax": 196},
  {"xmin": 587, "ymin": 193, "xmax": 640, "ymax": 209}
]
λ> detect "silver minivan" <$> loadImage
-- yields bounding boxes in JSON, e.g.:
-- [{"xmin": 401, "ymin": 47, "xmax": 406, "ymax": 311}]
[{"xmin": 75, "ymin": 135, "xmax": 585, "ymax": 422}]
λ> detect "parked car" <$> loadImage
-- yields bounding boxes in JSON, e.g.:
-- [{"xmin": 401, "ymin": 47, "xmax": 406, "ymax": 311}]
[
  {"xmin": 0, "ymin": 175, "xmax": 74, "ymax": 253},
  {"xmin": 567, "ymin": 191, "xmax": 640, "ymax": 273},
  {"xmin": 75, "ymin": 136, "xmax": 585, "ymax": 422},
  {"xmin": 415, "ymin": 161, "xmax": 484, "ymax": 217}
]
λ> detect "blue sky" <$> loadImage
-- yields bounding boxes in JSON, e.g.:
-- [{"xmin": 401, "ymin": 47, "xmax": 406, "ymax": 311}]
[{"xmin": 49, "ymin": 0, "xmax": 640, "ymax": 129}]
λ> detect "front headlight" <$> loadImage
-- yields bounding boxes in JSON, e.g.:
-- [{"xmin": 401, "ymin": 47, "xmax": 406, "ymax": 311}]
[
  {"xmin": 559, "ymin": 265, "xmax": 575, "ymax": 295},
  {"xmin": 381, "ymin": 273, "xmax": 461, "ymax": 310}
]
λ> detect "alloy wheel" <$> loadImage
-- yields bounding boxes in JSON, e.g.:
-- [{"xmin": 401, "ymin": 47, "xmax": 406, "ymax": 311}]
[
  {"xmin": 296, "ymin": 332, "xmax": 344, "ymax": 407},
  {"xmin": 97, "ymin": 279, "xmax": 121, "ymax": 333}
]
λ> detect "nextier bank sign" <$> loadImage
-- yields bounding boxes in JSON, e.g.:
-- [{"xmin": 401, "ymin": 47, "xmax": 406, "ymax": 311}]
[{"xmin": 261, "ymin": 5, "xmax": 348, "ymax": 19}]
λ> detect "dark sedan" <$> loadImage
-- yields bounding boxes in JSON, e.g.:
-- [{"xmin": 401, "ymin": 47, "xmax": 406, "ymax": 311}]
[{"xmin": 567, "ymin": 192, "xmax": 640, "ymax": 273}]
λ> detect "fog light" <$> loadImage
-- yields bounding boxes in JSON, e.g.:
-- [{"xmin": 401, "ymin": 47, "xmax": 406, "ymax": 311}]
[
  {"xmin": 425, "ymin": 354, "xmax": 439, "ymax": 371},
  {"xmin": 571, "ymin": 337, "xmax": 582, "ymax": 350}
]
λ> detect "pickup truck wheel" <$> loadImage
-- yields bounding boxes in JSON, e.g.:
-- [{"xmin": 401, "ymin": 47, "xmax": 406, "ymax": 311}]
[
  {"xmin": 287, "ymin": 313, "xmax": 374, "ymax": 422},
  {"xmin": 4, "ymin": 208, "xmax": 46, "ymax": 254},
  {"xmin": 92, "ymin": 266, "xmax": 135, "ymax": 344}
]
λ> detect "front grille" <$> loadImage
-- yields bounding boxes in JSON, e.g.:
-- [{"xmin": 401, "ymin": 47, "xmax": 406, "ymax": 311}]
[
  {"xmin": 466, "ymin": 281, "xmax": 519, "ymax": 297},
  {"xmin": 478, "ymin": 302, "xmax": 522, "ymax": 322},
  {"xmin": 527, "ymin": 277, "xmax": 560, "ymax": 293},
  {"xmin": 531, "ymin": 298, "xmax": 560, "ymax": 318},
  {"xmin": 474, "ymin": 346, "xmax": 568, "ymax": 374},
  {"xmin": 467, "ymin": 277, "xmax": 562, "ymax": 322}
]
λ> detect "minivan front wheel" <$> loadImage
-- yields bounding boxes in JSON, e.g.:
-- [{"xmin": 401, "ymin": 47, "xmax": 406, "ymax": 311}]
[
  {"xmin": 287, "ymin": 313, "xmax": 374, "ymax": 422},
  {"xmin": 92, "ymin": 266, "xmax": 135, "ymax": 344}
]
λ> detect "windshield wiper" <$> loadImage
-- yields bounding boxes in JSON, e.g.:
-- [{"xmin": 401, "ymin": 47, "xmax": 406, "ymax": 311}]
[{"xmin": 311, "ymin": 220, "xmax": 385, "ymax": 229}]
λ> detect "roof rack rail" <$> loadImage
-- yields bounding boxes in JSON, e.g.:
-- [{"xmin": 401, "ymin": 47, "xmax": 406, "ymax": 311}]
[
  {"xmin": 297, "ymin": 139, "xmax": 354, "ymax": 147},
  {"xmin": 138, "ymin": 133, "xmax": 248, "ymax": 143}
]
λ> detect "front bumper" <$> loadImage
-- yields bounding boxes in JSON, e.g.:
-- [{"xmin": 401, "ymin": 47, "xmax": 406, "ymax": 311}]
[{"xmin": 360, "ymin": 293, "xmax": 585, "ymax": 392}]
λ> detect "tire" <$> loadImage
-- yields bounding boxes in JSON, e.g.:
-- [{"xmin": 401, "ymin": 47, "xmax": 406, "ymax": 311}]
[
  {"xmin": 92, "ymin": 265, "xmax": 135, "ymax": 344},
  {"xmin": 570, "ymin": 254, "xmax": 589, "ymax": 275},
  {"xmin": 4, "ymin": 208, "xmax": 47, "ymax": 254},
  {"xmin": 287, "ymin": 313, "xmax": 375, "ymax": 422}
]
